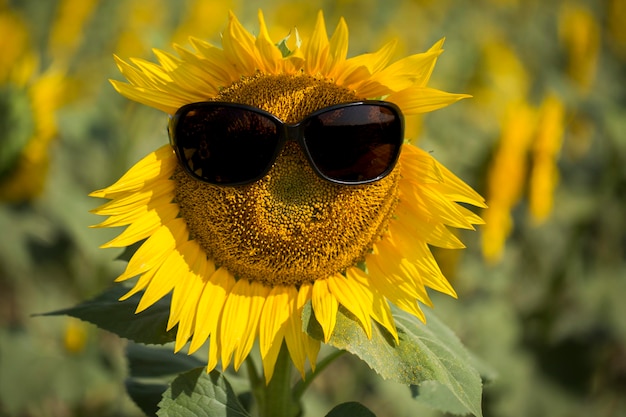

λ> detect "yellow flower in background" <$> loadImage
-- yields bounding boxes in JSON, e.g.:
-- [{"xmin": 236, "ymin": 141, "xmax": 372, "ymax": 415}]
[
  {"xmin": 170, "ymin": 0, "xmax": 237, "ymax": 46},
  {"xmin": 608, "ymin": 0, "xmax": 626, "ymax": 58},
  {"xmin": 48, "ymin": 0, "xmax": 99, "ymax": 62},
  {"xmin": 114, "ymin": 0, "xmax": 168, "ymax": 58},
  {"xmin": 473, "ymin": 38, "xmax": 530, "ymax": 121},
  {"xmin": 482, "ymin": 94, "xmax": 565, "ymax": 261},
  {"xmin": 559, "ymin": 4, "xmax": 600, "ymax": 93},
  {"xmin": 0, "ymin": 7, "xmax": 66, "ymax": 202},
  {"xmin": 63, "ymin": 318, "xmax": 89, "ymax": 354},
  {"xmin": 529, "ymin": 94, "xmax": 565, "ymax": 224},
  {"xmin": 482, "ymin": 101, "xmax": 537, "ymax": 263},
  {"xmin": 91, "ymin": 11, "xmax": 485, "ymax": 381}
]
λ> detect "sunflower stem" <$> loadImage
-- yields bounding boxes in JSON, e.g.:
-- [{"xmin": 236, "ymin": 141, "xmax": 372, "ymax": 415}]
[
  {"xmin": 245, "ymin": 355, "xmax": 263, "ymax": 403},
  {"xmin": 255, "ymin": 342, "xmax": 301, "ymax": 417}
]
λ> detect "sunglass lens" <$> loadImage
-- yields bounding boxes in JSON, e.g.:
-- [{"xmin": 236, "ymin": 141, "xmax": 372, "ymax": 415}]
[
  {"xmin": 173, "ymin": 105, "xmax": 280, "ymax": 185},
  {"xmin": 303, "ymin": 104, "xmax": 402, "ymax": 183}
]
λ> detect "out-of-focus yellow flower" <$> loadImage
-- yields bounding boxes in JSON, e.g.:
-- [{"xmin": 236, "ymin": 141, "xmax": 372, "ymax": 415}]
[
  {"xmin": 63, "ymin": 318, "xmax": 88, "ymax": 354},
  {"xmin": 114, "ymin": 0, "xmax": 167, "ymax": 58},
  {"xmin": 482, "ymin": 92, "xmax": 566, "ymax": 262},
  {"xmin": 559, "ymin": 4, "xmax": 600, "ymax": 93},
  {"xmin": 482, "ymin": 101, "xmax": 537, "ymax": 263},
  {"xmin": 0, "ymin": 71, "xmax": 67, "ymax": 202},
  {"xmin": 608, "ymin": 0, "xmax": 626, "ymax": 57},
  {"xmin": 0, "ymin": 7, "xmax": 67, "ymax": 202},
  {"xmin": 170, "ymin": 0, "xmax": 238, "ymax": 46},
  {"xmin": 0, "ymin": 8, "xmax": 32, "ymax": 83},
  {"xmin": 471, "ymin": 37, "xmax": 530, "ymax": 131},
  {"xmin": 48, "ymin": 0, "xmax": 99, "ymax": 62},
  {"xmin": 529, "ymin": 94, "xmax": 565, "ymax": 224}
]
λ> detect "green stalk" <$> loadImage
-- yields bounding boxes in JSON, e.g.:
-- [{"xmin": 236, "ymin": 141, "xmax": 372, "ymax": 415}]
[{"xmin": 253, "ymin": 343, "xmax": 301, "ymax": 417}]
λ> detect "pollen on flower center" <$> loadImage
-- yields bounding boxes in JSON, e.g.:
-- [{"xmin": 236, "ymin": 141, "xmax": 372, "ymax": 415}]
[{"xmin": 174, "ymin": 74, "xmax": 400, "ymax": 286}]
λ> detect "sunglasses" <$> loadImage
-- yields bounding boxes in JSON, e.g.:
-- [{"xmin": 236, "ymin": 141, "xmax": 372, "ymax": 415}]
[{"xmin": 168, "ymin": 100, "xmax": 404, "ymax": 186}]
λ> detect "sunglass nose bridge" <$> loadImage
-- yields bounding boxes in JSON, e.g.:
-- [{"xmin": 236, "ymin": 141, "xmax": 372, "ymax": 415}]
[{"xmin": 283, "ymin": 124, "xmax": 303, "ymax": 143}]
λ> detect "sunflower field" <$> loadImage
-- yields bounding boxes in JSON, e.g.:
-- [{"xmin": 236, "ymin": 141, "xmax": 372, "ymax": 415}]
[{"xmin": 0, "ymin": 0, "xmax": 624, "ymax": 416}]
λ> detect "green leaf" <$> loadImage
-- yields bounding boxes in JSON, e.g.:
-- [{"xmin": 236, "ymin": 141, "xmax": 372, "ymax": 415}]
[
  {"xmin": 304, "ymin": 305, "xmax": 483, "ymax": 417},
  {"xmin": 325, "ymin": 402, "xmax": 377, "ymax": 417},
  {"xmin": 276, "ymin": 35, "xmax": 292, "ymax": 58},
  {"xmin": 125, "ymin": 379, "xmax": 168, "ymax": 417},
  {"xmin": 157, "ymin": 368, "xmax": 250, "ymax": 417},
  {"xmin": 127, "ymin": 343, "xmax": 206, "ymax": 378},
  {"xmin": 39, "ymin": 285, "xmax": 176, "ymax": 345}
]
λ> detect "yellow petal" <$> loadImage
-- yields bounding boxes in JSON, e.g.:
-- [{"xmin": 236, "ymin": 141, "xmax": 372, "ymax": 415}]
[
  {"xmin": 99, "ymin": 204, "xmax": 179, "ymax": 248},
  {"xmin": 171, "ymin": 47, "xmax": 226, "ymax": 94},
  {"xmin": 114, "ymin": 217, "xmax": 188, "ymax": 282},
  {"xmin": 390, "ymin": 206, "xmax": 465, "ymax": 249},
  {"xmin": 173, "ymin": 273, "xmax": 206, "ymax": 352},
  {"xmin": 256, "ymin": 10, "xmax": 283, "ymax": 74},
  {"xmin": 297, "ymin": 283, "xmax": 320, "ymax": 368},
  {"xmin": 404, "ymin": 245, "xmax": 457, "ymax": 298},
  {"xmin": 114, "ymin": 55, "xmax": 168, "ymax": 89},
  {"xmin": 304, "ymin": 11, "xmax": 329, "ymax": 75},
  {"xmin": 311, "ymin": 278, "xmax": 338, "ymax": 342},
  {"xmin": 109, "ymin": 81, "xmax": 188, "ymax": 115},
  {"xmin": 430, "ymin": 152, "xmax": 487, "ymax": 208},
  {"xmin": 285, "ymin": 283, "xmax": 318, "ymax": 377},
  {"xmin": 367, "ymin": 47, "xmax": 443, "ymax": 92},
  {"xmin": 234, "ymin": 281, "xmax": 270, "ymax": 370},
  {"xmin": 129, "ymin": 56, "xmax": 175, "ymax": 84},
  {"xmin": 367, "ymin": 254, "xmax": 428, "ymax": 322},
  {"xmin": 259, "ymin": 286, "xmax": 292, "ymax": 383},
  {"xmin": 399, "ymin": 145, "xmax": 444, "ymax": 184},
  {"xmin": 347, "ymin": 267, "xmax": 398, "ymax": 342},
  {"xmin": 89, "ymin": 145, "xmax": 176, "ymax": 198},
  {"xmin": 167, "ymin": 242, "xmax": 202, "ymax": 328},
  {"xmin": 367, "ymin": 241, "xmax": 433, "ymax": 309},
  {"xmin": 324, "ymin": 17, "xmax": 349, "ymax": 77},
  {"xmin": 188, "ymin": 37, "xmax": 240, "ymax": 82},
  {"xmin": 222, "ymin": 11, "xmax": 260, "ymax": 76},
  {"xmin": 219, "ymin": 279, "xmax": 269, "ymax": 371},
  {"xmin": 119, "ymin": 264, "xmax": 159, "ymax": 301},
  {"xmin": 284, "ymin": 287, "xmax": 306, "ymax": 377},
  {"xmin": 327, "ymin": 272, "xmax": 372, "ymax": 338},
  {"xmin": 90, "ymin": 179, "xmax": 174, "ymax": 218},
  {"xmin": 186, "ymin": 261, "xmax": 222, "ymax": 354},
  {"xmin": 420, "ymin": 38, "xmax": 446, "ymax": 87},
  {"xmin": 400, "ymin": 181, "xmax": 477, "ymax": 230},
  {"xmin": 136, "ymin": 239, "xmax": 195, "ymax": 314},
  {"xmin": 388, "ymin": 87, "xmax": 471, "ymax": 115},
  {"xmin": 344, "ymin": 39, "xmax": 397, "ymax": 75}
]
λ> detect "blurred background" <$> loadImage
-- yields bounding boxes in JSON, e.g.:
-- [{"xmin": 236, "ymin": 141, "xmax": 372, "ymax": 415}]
[{"xmin": 0, "ymin": 0, "xmax": 624, "ymax": 416}]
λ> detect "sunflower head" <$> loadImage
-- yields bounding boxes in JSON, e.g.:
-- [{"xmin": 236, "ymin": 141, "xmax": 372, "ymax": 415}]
[{"xmin": 92, "ymin": 10, "xmax": 485, "ymax": 382}]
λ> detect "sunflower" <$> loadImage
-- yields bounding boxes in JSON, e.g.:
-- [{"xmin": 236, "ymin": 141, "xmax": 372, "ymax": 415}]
[{"xmin": 91, "ymin": 11, "xmax": 485, "ymax": 382}]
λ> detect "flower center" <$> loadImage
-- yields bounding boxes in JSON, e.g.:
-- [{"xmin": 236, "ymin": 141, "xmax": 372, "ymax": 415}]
[{"xmin": 174, "ymin": 74, "xmax": 400, "ymax": 286}]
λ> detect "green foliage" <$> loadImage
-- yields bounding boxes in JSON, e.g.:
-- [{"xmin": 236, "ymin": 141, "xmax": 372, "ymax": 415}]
[
  {"xmin": 126, "ymin": 380, "xmax": 169, "ymax": 417},
  {"xmin": 305, "ymin": 305, "xmax": 484, "ymax": 416},
  {"xmin": 41, "ymin": 285, "xmax": 177, "ymax": 345},
  {"xmin": 324, "ymin": 402, "xmax": 376, "ymax": 417},
  {"xmin": 42, "ymin": 288, "xmax": 485, "ymax": 416},
  {"xmin": 126, "ymin": 343, "xmax": 205, "ymax": 378},
  {"xmin": 157, "ymin": 368, "xmax": 250, "ymax": 417}
]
